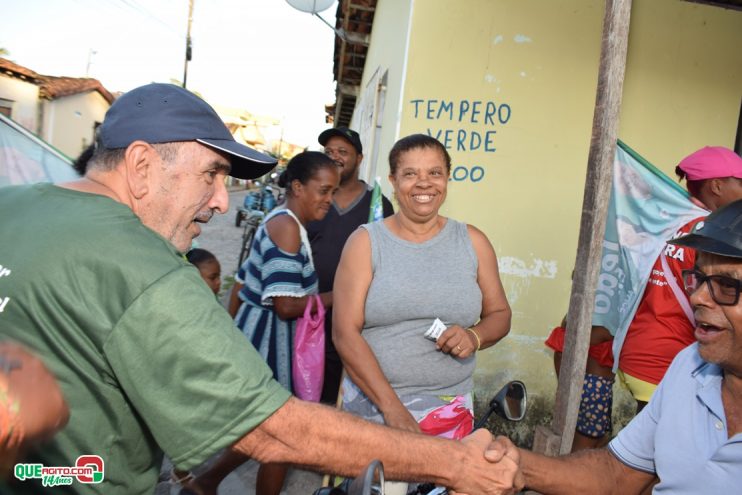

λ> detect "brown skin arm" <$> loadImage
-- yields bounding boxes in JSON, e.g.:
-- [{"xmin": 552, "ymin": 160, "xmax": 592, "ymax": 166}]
[
  {"xmin": 227, "ymin": 281, "xmax": 244, "ymax": 318},
  {"xmin": 2, "ymin": 342, "xmax": 69, "ymax": 443},
  {"xmin": 437, "ymin": 225, "xmax": 511, "ymax": 357},
  {"xmin": 553, "ymin": 326, "xmax": 614, "ymax": 379},
  {"xmin": 332, "ymin": 229, "xmax": 420, "ymax": 433},
  {"xmin": 232, "ymin": 397, "xmax": 522, "ymax": 495},
  {"xmin": 262, "ymin": 215, "xmax": 332, "ymax": 320},
  {"xmin": 517, "ymin": 447, "xmax": 655, "ymax": 495},
  {"xmin": 1, "ymin": 341, "xmax": 70, "ymax": 472},
  {"xmin": 227, "ymin": 276, "xmax": 331, "ymax": 321}
]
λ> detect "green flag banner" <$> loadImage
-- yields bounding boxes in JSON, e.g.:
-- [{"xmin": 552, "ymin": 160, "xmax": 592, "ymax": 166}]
[
  {"xmin": 592, "ymin": 141, "xmax": 706, "ymax": 370},
  {"xmin": 368, "ymin": 178, "xmax": 384, "ymax": 222}
]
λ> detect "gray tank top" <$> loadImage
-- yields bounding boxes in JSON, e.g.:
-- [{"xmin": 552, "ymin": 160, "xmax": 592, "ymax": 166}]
[{"xmin": 361, "ymin": 218, "xmax": 481, "ymax": 396}]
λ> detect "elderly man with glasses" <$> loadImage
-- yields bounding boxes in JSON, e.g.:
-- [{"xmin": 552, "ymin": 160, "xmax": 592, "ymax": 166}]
[{"xmin": 500, "ymin": 198, "xmax": 742, "ymax": 494}]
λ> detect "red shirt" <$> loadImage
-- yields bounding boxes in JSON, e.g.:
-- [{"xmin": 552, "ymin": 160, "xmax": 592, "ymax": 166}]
[{"xmin": 618, "ymin": 217, "xmax": 704, "ymax": 384}]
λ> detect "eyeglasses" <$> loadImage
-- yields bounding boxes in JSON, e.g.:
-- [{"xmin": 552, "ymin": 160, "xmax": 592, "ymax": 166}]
[{"xmin": 681, "ymin": 269, "xmax": 742, "ymax": 306}]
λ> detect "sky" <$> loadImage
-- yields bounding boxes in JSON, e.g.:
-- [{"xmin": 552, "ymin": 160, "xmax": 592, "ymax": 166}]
[{"xmin": 1, "ymin": 0, "xmax": 338, "ymax": 148}]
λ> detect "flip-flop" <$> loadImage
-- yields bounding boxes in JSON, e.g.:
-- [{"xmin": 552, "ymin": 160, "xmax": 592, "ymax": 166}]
[
  {"xmin": 171, "ymin": 469, "xmax": 200, "ymax": 495},
  {"xmin": 170, "ymin": 468, "xmax": 194, "ymax": 482}
]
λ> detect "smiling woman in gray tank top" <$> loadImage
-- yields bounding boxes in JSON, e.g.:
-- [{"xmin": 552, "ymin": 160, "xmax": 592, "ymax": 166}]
[{"xmin": 333, "ymin": 134, "xmax": 512, "ymax": 454}]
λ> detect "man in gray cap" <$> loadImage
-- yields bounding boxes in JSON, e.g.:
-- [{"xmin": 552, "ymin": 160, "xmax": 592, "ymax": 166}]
[
  {"xmin": 0, "ymin": 84, "xmax": 519, "ymax": 495},
  {"xmin": 501, "ymin": 199, "xmax": 742, "ymax": 494}
]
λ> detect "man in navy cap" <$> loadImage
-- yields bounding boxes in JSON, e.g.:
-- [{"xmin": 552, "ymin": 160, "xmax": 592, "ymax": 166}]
[
  {"xmin": 502, "ymin": 199, "xmax": 742, "ymax": 494},
  {"xmin": 0, "ymin": 84, "xmax": 519, "ymax": 495}
]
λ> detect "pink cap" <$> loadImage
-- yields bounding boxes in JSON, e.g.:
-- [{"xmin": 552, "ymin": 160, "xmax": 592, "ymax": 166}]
[{"xmin": 677, "ymin": 146, "xmax": 742, "ymax": 181}]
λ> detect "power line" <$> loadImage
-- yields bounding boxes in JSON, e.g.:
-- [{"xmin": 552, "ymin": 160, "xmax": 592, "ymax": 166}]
[
  {"xmin": 71, "ymin": 0, "xmax": 182, "ymax": 38},
  {"xmin": 114, "ymin": 0, "xmax": 184, "ymax": 39},
  {"xmin": 121, "ymin": 0, "xmax": 184, "ymax": 37}
]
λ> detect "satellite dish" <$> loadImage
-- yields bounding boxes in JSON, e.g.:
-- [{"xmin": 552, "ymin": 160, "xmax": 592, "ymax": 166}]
[{"xmin": 285, "ymin": 0, "xmax": 334, "ymax": 14}]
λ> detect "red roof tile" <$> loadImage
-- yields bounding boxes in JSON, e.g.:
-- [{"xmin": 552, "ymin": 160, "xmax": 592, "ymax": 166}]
[
  {"xmin": 0, "ymin": 57, "xmax": 42, "ymax": 82},
  {"xmin": 0, "ymin": 57, "xmax": 114, "ymax": 104},
  {"xmin": 39, "ymin": 77, "xmax": 115, "ymax": 104}
]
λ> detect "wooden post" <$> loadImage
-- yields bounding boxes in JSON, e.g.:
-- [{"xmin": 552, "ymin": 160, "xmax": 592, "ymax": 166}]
[
  {"xmin": 182, "ymin": 0, "xmax": 195, "ymax": 89},
  {"xmin": 532, "ymin": 0, "xmax": 633, "ymax": 457}
]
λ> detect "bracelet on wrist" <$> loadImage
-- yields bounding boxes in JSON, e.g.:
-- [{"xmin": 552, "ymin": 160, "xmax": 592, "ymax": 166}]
[{"xmin": 467, "ymin": 327, "xmax": 481, "ymax": 351}]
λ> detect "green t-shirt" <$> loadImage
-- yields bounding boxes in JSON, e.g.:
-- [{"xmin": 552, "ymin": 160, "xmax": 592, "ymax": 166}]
[{"xmin": 0, "ymin": 184, "xmax": 290, "ymax": 494}]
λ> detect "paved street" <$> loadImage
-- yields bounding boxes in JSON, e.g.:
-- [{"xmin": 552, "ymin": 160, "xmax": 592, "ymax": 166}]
[
  {"xmin": 196, "ymin": 187, "xmax": 251, "ymax": 281},
  {"xmin": 154, "ymin": 186, "xmax": 322, "ymax": 494},
  {"xmin": 157, "ymin": 455, "xmax": 322, "ymax": 495}
]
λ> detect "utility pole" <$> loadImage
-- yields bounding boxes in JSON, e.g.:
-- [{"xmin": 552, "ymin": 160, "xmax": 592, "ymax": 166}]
[
  {"xmin": 531, "ymin": 0, "xmax": 632, "ymax": 458},
  {"xmin": 182, "ymin": 0, "xmax": 194, "ymax": 88},
  {"xmin": 85, "ymin": 49, "xmax": 97, "ymax": 77},
  {"xmin": 277, "ymin": 125, "xmax": 284, "ymax": 164}
]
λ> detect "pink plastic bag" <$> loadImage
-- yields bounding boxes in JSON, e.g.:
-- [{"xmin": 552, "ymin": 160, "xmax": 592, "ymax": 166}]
[{"xmin": 292, "ymin": 294, "xmax": 325, "ymax": 401}]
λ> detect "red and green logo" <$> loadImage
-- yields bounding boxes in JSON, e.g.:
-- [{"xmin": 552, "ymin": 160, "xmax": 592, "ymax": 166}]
[{"xmin": 75, "ymin": 455, "xmax": 104, "ymax": 484}]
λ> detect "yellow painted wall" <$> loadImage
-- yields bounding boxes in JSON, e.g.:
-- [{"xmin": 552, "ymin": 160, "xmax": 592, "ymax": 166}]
[
  {"xmin": 400, "ymin": 0, "xmax": 606, "ymax": 401},
  {"xmin": 41, "ymin": 91, "xmax": 110, "ymax": 158},
  {"xmin": 350, "ymin": 0, "xmax": 413, "ymax": 184},
  {"xmin": 0, "ymin": 76, "xmax": 40, "ymax": 132},
  {"xmin": 355, "ymin": 0, "xmax": 742, "ymax": 409},
  {"xmin": 619, "ymin": 0, "xmax": 742, "ymax": 166}
]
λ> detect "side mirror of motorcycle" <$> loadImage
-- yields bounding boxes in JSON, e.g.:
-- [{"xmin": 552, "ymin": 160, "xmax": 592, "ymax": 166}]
[
  {"xmin": 315, "ymin": 459, "xmax": 385, "ymax": 495},
  {"xmin": 494, "ymin": 380, "xmax": 527, "ymax": 421},
  {"xmin": 346, "ymin": 459, "xmax": 384, "ymax": 495},
  {"xmin": 473, "ymin": 380, "xmax": 527, "ymax": 430}
]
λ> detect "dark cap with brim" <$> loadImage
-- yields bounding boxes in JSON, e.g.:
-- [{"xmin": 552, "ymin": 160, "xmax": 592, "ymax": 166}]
[
  {"xmin": 99, "ymin": 83, "xmax": 277, "ymax": 180},
  {"xmin": 318, "ymin": 127, "xmax": 363, "ymax": 154},
  {"xmin": 669, "ymin": 199, "xmax": 742, "ymax": 259}
]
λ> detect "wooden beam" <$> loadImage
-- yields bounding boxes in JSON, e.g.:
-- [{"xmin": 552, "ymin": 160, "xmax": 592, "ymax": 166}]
[
  {"xmin": 348, "ymin": 2, "xmax": 376, "ymax": 13},
  {"xmin": 334, "ymin": 93, "xmax": 346, "ymax": 126},
  {"xmin": 338, "ymin": 83, "xmax": 359, "ymax": 97},
  {"xmin": 336, "ymin": 0, "xmax": 352, "ymax": 90},
  {"xmin": 533, "ymin": 0, "xmax": 633, "ymax": 457},
  {"xmin": 338, "ymin": 29, "xmax": 370, "ymax": 46}
]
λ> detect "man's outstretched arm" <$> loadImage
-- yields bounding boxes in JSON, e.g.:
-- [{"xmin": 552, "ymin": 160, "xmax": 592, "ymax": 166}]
[
  {"xmin": 517, "ymin": 447, "xmax": 656, "ymax": 495},
  {"xmin": 233, "ymin": 397, "xmax": 522, "ymax": 495}
]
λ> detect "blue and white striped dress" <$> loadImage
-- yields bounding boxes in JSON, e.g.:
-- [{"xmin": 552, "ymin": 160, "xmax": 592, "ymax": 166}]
[{"xmin": 234, "ymin": 209, "xmax": 318, "ymax": 391}]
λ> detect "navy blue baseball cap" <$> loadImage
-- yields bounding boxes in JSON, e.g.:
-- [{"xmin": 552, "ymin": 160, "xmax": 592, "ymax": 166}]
[
  {"xmin": 99, "ymin": 83, "xmax": 277, "ymax": 180},
  {"xmin": 669, "ymin": 198, "xmax": 742, "ymax": 259}
]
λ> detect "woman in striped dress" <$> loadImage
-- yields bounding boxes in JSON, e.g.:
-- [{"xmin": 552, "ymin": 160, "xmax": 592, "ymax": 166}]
[{"xmin": 232, "ymin": 151, "xmax": 338, "ymax": 495}]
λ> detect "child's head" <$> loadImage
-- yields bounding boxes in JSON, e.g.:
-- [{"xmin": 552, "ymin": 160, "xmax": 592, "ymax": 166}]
[{"xmin": 186, "ymin": 248, "xmax": 221, "ymax": 295}]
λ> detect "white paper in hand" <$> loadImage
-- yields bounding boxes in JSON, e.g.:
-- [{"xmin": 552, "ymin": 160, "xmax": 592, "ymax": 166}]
[{"xmin": 424, "ymin": 318, "xmax": 447, "ymax": 341}]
